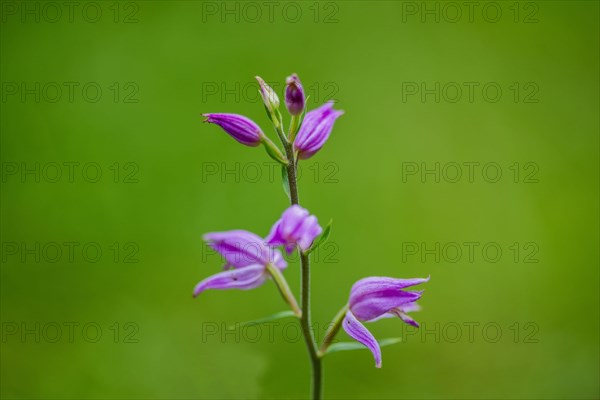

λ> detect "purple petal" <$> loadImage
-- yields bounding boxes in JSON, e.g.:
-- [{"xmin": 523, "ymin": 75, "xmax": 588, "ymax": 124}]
[
  {"xmin": 343, "ymin": 310, "xmax": 382, "ymax": 368},
  {"xmin": 370, "ymin": 303, "xmax": 423, "ymax": 325},
  {"xmin": 265, "ymin": 219, "xmax": 285, "ymax": 247},
  {"xmin": 349, "ymin": 277, "xmax": 429, "ymax": 321},
  {"xmin": 350, "ymin": 276, "xmax": 429, "ymax": 306},
  {"xmin": 280, "ymin": 205, "xmax": 309, "ymax": 237},
  {"xmin": 266, "ymin": 205, "xmax": 322, "ymax": 254},
  {"xmin": 398, "ymin": 312, "xmax": 419, "ymax": 328},
  {"xmin": 351, "ymin": 277, "xmax": 430, "ymax": 296},
  {"xmin": 204, "ymin": 230, "xmax": 267, "ymax": 267},
  {"xmin": 193, "ymin": 264, "xmax": 267, "ymax": 297},
  {"xmin": 265, "ymin": 218, "xmax": 296, "ymax": 255},
  {"xmin": 351, "ymin": 291, "xmax": 423, "ymax": 322},
  {"xmin": 294, "ymin": 103, "xmax": 332, "ymax": 153},
  {"xmin": 204, "ymin": 230, "xmax": 286, "ymax": 270},
  {"xmin": 296, "ymin": 215, "xmax": 322, "ymax": 252},
  {"xmin": 391, "ymin": 302, "xmax": 422, "ymax": 327}
]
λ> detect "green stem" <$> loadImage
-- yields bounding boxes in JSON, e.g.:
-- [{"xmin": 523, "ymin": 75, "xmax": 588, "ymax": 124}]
[
  {"xmin": 262, "ymin": 136, "xmax": 288, "ymax": 165},
  {"xmin": 319, "ymin": 304, "xmax": 349, "ymax": 356},
  {"xmin": 282, "ymin": 137, "xmax": 322, "ymax": 400},
  {"xmin": 266, "ymin": 263, "xmax": 302, "ymax": 318},
  {"xmin": 273, "ymin": 114, "xmax": 288, "ymax": 147},
  {"xmin": 288, "ymin": 114, "xmax": 301, "ymax": 141},
  {"xmin": 300, "ymin": 252, "xmax": 322, "ymax": 400}
]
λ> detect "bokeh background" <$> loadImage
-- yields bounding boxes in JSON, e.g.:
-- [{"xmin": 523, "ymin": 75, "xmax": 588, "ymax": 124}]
[{"xmin": 1, "ymin": 1, "xmax": 598, "ymax": 399}]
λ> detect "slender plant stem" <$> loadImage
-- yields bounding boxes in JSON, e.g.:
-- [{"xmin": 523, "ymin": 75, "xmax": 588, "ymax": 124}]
[
  {"xmin": 266, "ymin": 263, "xmax": 302, "ymax": 318},
  {"xmin": 288, "ymin": 114, "xmax": 301, "ymax": 142},
  {"xmin": 283, "ymin": 144, "xmax": 299, "ymax": 206},
  {"xmin": 281, "ymin": 135, "xmax": 322, "ymax": 400},
  {"xmin": 319, "ymin": 304, "xmax": 349, "ymax": 356},
  {"xmin": 273, "ymin": 119, "xmax": 288, "ymax": 148},
  {"xmin": 300, "ymin": 252, "xmax": 322, "ymax": 400}
]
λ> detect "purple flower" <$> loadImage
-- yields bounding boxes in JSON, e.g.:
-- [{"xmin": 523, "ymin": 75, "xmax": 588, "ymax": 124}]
[
  {"xmin": 266, "ymin": 205, "xmax": 322, "ymax": 253},
  {"xmin": 203, "ymin": 113, "xmax": 265, "ymax": 146},
  {"xmin": 193, "ymin": 230, "xmax": 287, "ymax": 297},
  {"xmin": 285, "ymin": 73, "xmax": 305, "ymax": 115},
  {"xmin": 342, "ymin": 276, "xmax": 429, "ymax": 368},
  {"xmin": 293, "ymin": 101, "xmax": 343, "ymax": 159}
]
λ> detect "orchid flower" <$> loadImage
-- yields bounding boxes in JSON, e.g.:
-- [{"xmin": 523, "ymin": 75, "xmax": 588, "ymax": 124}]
[{"xmin": 342, "ymin": 276, "xmax": 429, "ymax": 368}]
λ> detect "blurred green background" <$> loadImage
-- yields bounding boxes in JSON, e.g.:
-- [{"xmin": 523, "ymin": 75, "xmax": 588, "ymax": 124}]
[{"xmin": 1, "ymin": 1, "xmax": 598, "ymax": 399}]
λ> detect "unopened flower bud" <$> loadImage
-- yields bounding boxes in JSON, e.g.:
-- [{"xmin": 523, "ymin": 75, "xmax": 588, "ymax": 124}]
[
  {"xmin": 203, "ymin": 113, "xmax": 264, "ymax": 146},
  {"xmin": 285, "ymin": 73, "xmax": 305, "ymax": 115},
  {"xmin": 256, "ymin": 76, "xmax": 280, "ymax": 116}
]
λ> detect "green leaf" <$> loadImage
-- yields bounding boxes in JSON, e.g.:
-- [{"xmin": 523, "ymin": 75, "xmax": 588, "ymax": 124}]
[
  {"xmin": 281, "ymin": 165, "xmax": 291, "ymax": 200},
  {"xmin": 305, "ymin": 219, "xmax": 332, "ymax": 255},
  {"xmin": 230, "ymin": 310, "xmax": 297, "ymax": 329},
  {"xmin": 325, "ymin": 337, "xmax": 402, "ymax": 354}
]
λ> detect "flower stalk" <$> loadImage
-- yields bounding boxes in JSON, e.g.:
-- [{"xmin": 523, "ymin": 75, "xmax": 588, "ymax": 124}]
[
  {"xmin": 198, "ymin": 73, "xmax": 428, "ymax": 400},
  {"xmin": 300, "ymin": 249, "xmax": 322, "ymax": 399},
  {"xmin": 262, "ymin": 136, "xmax": 288, "ymax": 165},
  {"xmin": 281, "ymin": 132, "xmax": 322, "ymax": 399},
  {"xmin": 288, "ymin": 114, "xmax": 301, "ymax": 141},
  {"xmin": 266, "ymin": 263, "xmax": 302, "ymax": 318},
  {"xmin": 282, "ymin": 138, "xmax": 300, "ymax": 205},
  {"xmin": 319, "ymin": 304, "xmax": 349, "ymax": 356}
]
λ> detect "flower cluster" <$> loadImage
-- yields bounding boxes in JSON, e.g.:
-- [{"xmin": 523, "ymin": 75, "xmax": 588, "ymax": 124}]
[
  {"xmin": 197, "ymin": 73, "xmax": 430, "ymax": 381},
  {"xmin": 203, "ymin": 74, "xmax": 343, "ymax": 161}
]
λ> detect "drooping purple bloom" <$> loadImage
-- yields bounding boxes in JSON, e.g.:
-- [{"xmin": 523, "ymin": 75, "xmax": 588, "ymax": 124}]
[
  {"xmin": 285, "ymin": 73, "xmax": 305, "ymax": 115},
  {"xmin": 342, "ymin": 276, "xmax": 429, "ymax": 368},
  {"xmin": 266, "ymin": 205, "xmax": 322, "ymax": 253},
  {"xmin": 193, "ymin": 230, "xmax": 287, "ymax": 297},
  {"xmin": 203, "ymin": 113, "xmax": 265, "ymax": 146},
  {"xmin": 293, "ymin": 101, "xmax": 343, "ymax": 159}
]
